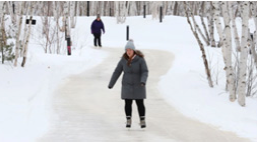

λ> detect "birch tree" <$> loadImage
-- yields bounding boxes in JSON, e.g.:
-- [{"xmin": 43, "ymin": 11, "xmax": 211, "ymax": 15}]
[
  {"xmin": 70, "ymin": 1, "xmax": 76, "ymax": 28},
  {"xmin": 151, "ymin": 1, "xmax": 160, "ymax": 19},
  {"xmin": 198, "ymin": 2, "xmax": 209, "ymax": 43},
  {"xmin": 250, "ymin": 1, "xmax": 257, "ymax": 68},
  {"xmin": 14, "ymin": 2, "xmax": 25, "ymax": 67},
  {"xmin": 115, "ymin": 1, "xmax": 128, "ymax": 24},
  {"xmin": 212, "ymin": 2, "xmax": 224, "ymax": 48},
  {"xmin": 0, "ymin": 2, "xmax": 7, "ymax": 45},
  {"xmin": 6, "ymin": 1, "xmax": 16, "ymax": 24},
  {"xmin": 206, "ymin": 2, "xmax": 216, "ymax": 47},
  {"xmin": 184, "ymin": 1, "xmax": 213, "ymax": 88},
  {"xmin": 21, "ymin": 2, "xmax": 35, "ymax": 67},
  {"xmin": 212, "ymin": 1, "xmax": 229, "ymax": 92},
  {"xmin": 238, "ymin": 2, "xmax": 250, "ymax": 106},
  {"xmin": 64, "ymin": 1, "xmax": 70, "ymax": 39},
  {"xmin": 166, "ymin": 1, "xmax": 173, "ymax": 15},
  {"xmin": 194, "ymin": 2, "xmax": 210, "ymax": 46},
  {"xmin": 221, "ymin": 1, "xmax": 236, "ymax": 101},
  {"xmin": 229, "ymin": 2, "xmax": 241, "ymax": 52}
]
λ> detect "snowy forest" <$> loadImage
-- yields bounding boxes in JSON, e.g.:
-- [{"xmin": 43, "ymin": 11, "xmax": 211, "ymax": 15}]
[
  {"xmin": 0, "ymin": 1, "xmax": 257, "ymax": 142},
  {"xmin": 0, "ymin": 1, "xmax": 256, "ymax": 105}
]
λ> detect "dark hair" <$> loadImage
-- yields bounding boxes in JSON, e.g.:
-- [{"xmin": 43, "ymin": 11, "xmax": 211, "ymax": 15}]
[{"xmin": 123, "ymin": 50, "xmax": 144, "ymax": 66}]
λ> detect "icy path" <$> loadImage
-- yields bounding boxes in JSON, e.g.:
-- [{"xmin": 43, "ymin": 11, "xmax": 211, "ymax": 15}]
[{"xmin": 37, "ymin": 48, "xmax": 250, "ymax": 142}]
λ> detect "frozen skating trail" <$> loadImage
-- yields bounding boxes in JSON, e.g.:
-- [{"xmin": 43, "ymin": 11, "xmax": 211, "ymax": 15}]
[{"xmin": 38, "ymin": 48, "xmax": 250, "ymax": 142}]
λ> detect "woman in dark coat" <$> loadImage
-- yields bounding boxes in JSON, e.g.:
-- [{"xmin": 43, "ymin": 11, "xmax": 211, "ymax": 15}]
[
  {"xmin": 108, "ymin": 40, "xmax": 149, "ymax": 128},
  {"xmin": 91, "ymin": 15, "xmax": 105, "ymax": 47}
]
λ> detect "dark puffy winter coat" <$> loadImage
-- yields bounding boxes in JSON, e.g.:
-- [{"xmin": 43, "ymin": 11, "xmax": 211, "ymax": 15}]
[
  {"xmin": 109, "ymin": 51, "xmax": 148, "ymax": 99},
  {"xmin": 91, "ymin": 19, "xmax": 105, "ymax": 34}
]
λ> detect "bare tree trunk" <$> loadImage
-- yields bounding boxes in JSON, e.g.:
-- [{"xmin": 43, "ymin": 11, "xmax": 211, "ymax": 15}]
[
  {"xmin": 206, "ymin": 2, "xmax": 216, "ymax": 47},
  {"xmin": 191, "ymin": 4, "xmax": 209, "ymax": 46},
  {"xmin": 198, "ymin": 2, "xmax": 210, "ymax": 44},
  {"xmin": 0, "ymin": 2, "xmax": 7, "ymax": 46},
  {"xmin": 212, "ymin": 2, "xmax": 223, "ymax": 48},
  {"xmin": 167, "ymin": 1, "xmax": 172, "ymax": 15},
  {"xmin": 53, "ymin": 1, "xmax": 62, "ymax": 54},
  {"xmin": 238, "ymin": 2, "xmax": 250, "ymax": 107},
  {"xmin": 250, "ymin": 1, "xmax": 257, "ymax": 69},
  {"xmin": 212, "ymin": 1, "xmax": 230, "ymax": 91},
  {"xmin": 34, "ymin": 2, "xmax": 42, "ymax": 19},
  {"xmin": 21, "ymin": 2, "xmax": 35, "ymax": 67},
  {"xmin": 14, "ymin": 2, "xmax": 25, "ymax": 67},
  {"xmin": 151, "ymin": 1, "xmax": 159, "ymax": 20},
  {"xmin": 129, "ymin": 1, "xmax": 137, "ymax": 16},
  {"xmin": 184, "ymin": 1, "xmax": 213, "ymax": 88},
  {"xmin": 115, "ymin": 1, "xmax": 128, "ymax": 24},
  {"xmin": 221, "ymin": 1, "xmax": 236, "ymax": 101},
  {"xmin": 0, "ymin": 2, "xmax": 7, "ymax": 66},
  {"xmin": 70, "ymin": 1, "xmax": 76, "ymax": 28},
  {"xmin": 229, "ymin": 2, "xmax": 241, "ymax": 52},
  {"xmin": 64, "ymin": 1, "xmax": 70, "ymax": 38},
  {"xmin": 6, "ymin": 1, "xmax": 16, "ymax": 24},
  {"xmin": 21, "ymin": 2, "xmax": 30, "ymax": 57}
]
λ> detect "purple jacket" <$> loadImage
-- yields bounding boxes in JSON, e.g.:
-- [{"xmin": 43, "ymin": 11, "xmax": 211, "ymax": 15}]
[{"xmin": 91, "ymin": 19, "xmax": 105, "ymax": 34}]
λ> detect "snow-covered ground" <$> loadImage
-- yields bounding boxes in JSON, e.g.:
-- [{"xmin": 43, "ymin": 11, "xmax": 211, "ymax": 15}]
[{"xmin": 0, "ymin": 15, "xmax": 257, "ymax": 142}]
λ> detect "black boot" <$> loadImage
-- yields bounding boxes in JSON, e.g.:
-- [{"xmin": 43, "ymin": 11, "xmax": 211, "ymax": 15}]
[
  {"xmin": 140, "ymin": 116, "xmax": 146, "ymax": 128},
  {"xmin": 126, "ymin": 116, "xmax": 131, "ymax": 128}
]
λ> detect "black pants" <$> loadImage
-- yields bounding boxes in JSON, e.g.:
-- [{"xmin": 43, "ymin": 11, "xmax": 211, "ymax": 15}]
[
  {"xmin": 125, "ymin": 99, "xmax": 145, "ymax": 117},
  {"xmin": 93, "ymin": 33, "xmax": 101, "ymax": 46}
]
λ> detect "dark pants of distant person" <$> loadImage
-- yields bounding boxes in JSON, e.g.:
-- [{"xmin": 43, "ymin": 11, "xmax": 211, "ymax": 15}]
[
  {"xmin": 93, "ymin": 33, "xmax": 101, "ymax": 47},
  {"xmin": 125, "ymin": 99, "xmax": 145, "ymax": 117}
]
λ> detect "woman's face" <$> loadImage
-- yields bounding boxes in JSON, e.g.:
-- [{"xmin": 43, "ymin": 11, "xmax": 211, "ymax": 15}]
[{"xmin": 126, "ymin": 49, "xmax": 134, "ymax": 58}]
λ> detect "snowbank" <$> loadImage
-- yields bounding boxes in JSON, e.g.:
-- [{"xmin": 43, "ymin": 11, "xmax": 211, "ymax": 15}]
[{"xmin": 0, "ymin": 15, "xmax": 256, "ymax": 141}]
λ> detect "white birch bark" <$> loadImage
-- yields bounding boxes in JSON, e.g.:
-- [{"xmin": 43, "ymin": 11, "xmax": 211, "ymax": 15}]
[
  {"xmin": 229, "ymin": 2, "xmax": 241, "ymax": 52},
  {"xmin": 34, "ymin": 2, "xmax": 42, "ymax": 18},
  {"xmin": 115, "ymin": 1, "xmax": 128, "ymax": 24},
  {"xmin": 14, "ymin": 2, "xmax": 25, "ymax": 66},
  {"xmin": 61, "ymin": 2, "xmax": 66, "ymax": 32},
  {"xmin": 129, "ymin": 1, "xmax": 137, "ymax": 16},
  {"xmin": 238, "ymin": 2, "xmax": 250, "ymax": 106},
  {"xmin": 199, "ymin": 2, "xmax": 210, "ymax": 42},
  {"xmin": 21, "ymin": 2, "xmax": 30, "ymax": 57},
  {"xmin": 115, "ymin": 1, "xmax": 119, "ymax": 23},
  {"xmin": 6, "ymin": 1, "xmax": 16, "ymax": 24},
  {"xmin": 151, "ymin": 1, "xmax": 159, "ymax": 20},
  {"xmin": 172, "ymin": 1, "xmax": 177, "ymax": 15},
  {"xmin": 21, "ymin": 2, "xmax": 35, "ymax": 67},
  {"xmin": 191, "ymin": 9, "xmax": 209, "ymax": 45},
  {"xmin": 64, "ymin": 1, "xmax": 70, "ymax": 37},
  {"xmin": 53, "ymin": 1, "xmax": 62, "ymax": 54},
  {"xmin": 212, "ymin": 1, "xmax": 231, "ymax": 91},
  {"xmin": 212, "ymin": 2, "xmax": 224, "ymax": 47},
  {"xmin": 0, "ymin": 2, "xmax": 7, "ymax": 45},
  {"xmin": 208, "ymin": 10, "xmax": 216, "ymax": 47},
  {"xmin": 166, "ymin": 1, "xmax": 172, "ymax": 15},
  {"xmin": 70, "ymin": 1, "xmax": 76, "ymax": 28},
  {"xmin": 221, "ymin": 1, "xmax": 236, "ymax": 101},
  {"xmin": 100, "ymin": 1, "xmax": 104, "ymax": 16},
  {"xmin": 122, "ymin": 1, "xmax": 128, "ymax": 23},
  {"xmin": 250, "ymin": 1, "xmax": 257, "ymax": 68},
  {"xmin": 81, "ymin": 2, "xmax": 86, "ymax": 16},
  {"xmin": 0, "ymin": 2, "xmax": 4, "ymax": 17},
  {"xmin": 41, "ymin": 2, "xmax": 49, "ymax": 53},
  {"xmin": 184, "ymin": 1, "xmax": 213, "ymax": 87}
]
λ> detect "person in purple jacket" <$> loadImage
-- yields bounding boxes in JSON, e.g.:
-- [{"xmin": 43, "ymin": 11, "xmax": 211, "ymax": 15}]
[{"xmin": 91, "ymin": 15, "xmax": 105, "ymax": 47}]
